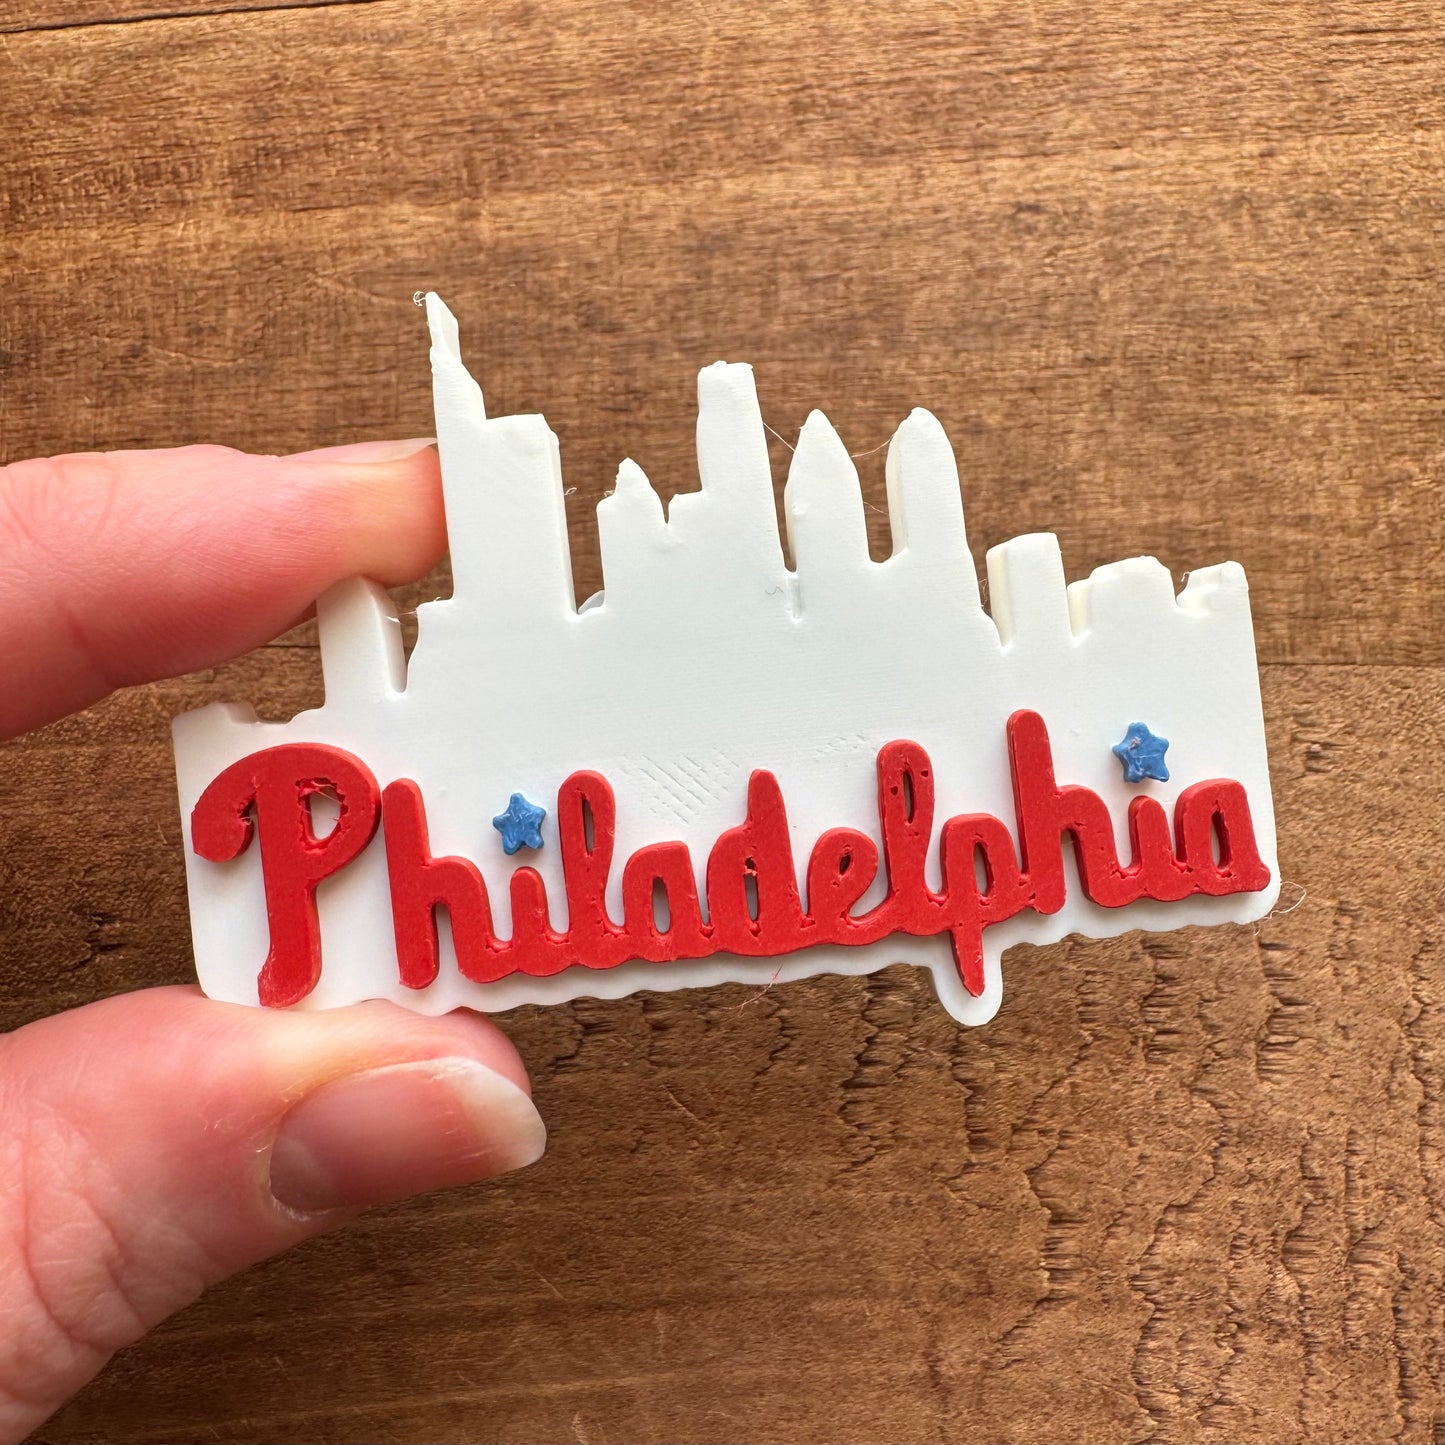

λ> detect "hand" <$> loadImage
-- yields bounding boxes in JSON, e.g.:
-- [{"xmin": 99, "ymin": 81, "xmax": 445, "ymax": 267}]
[{"xmin": 0, "ymin": 442, "xmax": 548, "ymax": 1439}]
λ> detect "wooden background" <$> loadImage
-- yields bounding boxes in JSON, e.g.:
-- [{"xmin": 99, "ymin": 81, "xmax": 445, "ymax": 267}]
[{"xmin": 1, "ymin": 1, "xmax": 1441, "ymax": 1441}]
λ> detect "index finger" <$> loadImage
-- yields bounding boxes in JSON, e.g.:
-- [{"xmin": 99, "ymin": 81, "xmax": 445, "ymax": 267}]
[{"xmin": 0, "ymin": 439, "xmax": 444, "ymax": 739}]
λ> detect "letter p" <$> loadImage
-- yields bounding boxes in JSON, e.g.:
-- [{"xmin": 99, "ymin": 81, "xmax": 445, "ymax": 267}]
[{"xmin": 191, "ymin": 744, "xmax": 382, "ymax": 1006}]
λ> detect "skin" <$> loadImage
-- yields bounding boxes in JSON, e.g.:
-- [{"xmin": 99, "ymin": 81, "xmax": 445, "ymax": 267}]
[{"xmin": 0, "ymin": 441, "xmax": 549, "ymax": 1439}]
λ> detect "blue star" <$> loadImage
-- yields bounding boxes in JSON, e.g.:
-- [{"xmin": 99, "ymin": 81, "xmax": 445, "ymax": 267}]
[
  {"xmin": 1112, "ymin": 722, "xmax": 1170, "ymax": 784},
  {"xmin": 492, "ymin": 792, "xmax": 546, "ymax": 854}
]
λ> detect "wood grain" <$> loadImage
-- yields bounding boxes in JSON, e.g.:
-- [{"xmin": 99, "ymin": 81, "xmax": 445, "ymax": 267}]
[{"xmin": 1, "ymin": 1, "xmax": 1440, "ymax": 1441}]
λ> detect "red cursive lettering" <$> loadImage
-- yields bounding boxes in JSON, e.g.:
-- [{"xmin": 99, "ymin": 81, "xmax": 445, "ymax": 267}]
[{"xmin": 191, "ymin": 712, "xmax": 1271, "ymax": 1006}]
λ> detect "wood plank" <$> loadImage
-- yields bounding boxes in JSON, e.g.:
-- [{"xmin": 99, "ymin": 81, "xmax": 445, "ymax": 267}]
[
  {"xmin": 13, "ymin": 664, "xmax": 1442, "ymax": 1444},
  {"xmin": 0, "ymin": 1, "xmax": 1440, "ymax": 665},
  {"xmin": 0, "ymin": 1, "xmax": 378, "ymax": 38},
  {"xmin": 0, "ymin": 1, "xmax": 1440, "ymax": 1441}
]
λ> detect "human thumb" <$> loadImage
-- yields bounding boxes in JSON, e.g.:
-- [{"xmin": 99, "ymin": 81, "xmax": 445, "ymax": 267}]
[{"xmin": 0, "ymin": 986, "xmax": 545, "ymax": 1439}]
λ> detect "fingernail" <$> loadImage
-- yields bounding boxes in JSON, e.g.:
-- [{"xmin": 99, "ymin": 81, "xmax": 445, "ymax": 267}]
[
  {"xmin": 269, "ymin": 1058, "xmax": 546, "ymax": 1213},
  {"xmin": 288, "ymin": 438, "xmax": 437, "ymax": 465}
]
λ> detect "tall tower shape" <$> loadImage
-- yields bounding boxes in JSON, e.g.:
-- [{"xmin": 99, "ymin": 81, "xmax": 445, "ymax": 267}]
[{"xmin": 426, "ymin": 293, "xmax": 576, "ymax": 634}]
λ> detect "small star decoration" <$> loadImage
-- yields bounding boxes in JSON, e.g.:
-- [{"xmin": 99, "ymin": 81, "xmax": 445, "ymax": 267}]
[
  {"xmin": 1112, "ymin": 722, "xmax": 1170, "ymax": 784},
  {"xmin": 492, "ymin": 792, "xmax": 547, "ymax": 854}
]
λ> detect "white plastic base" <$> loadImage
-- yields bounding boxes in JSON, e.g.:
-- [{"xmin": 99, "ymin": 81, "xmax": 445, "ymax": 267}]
[{"xmin": 173, "ymin": 295, "xmax": 1278, "ymax": 1024}]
